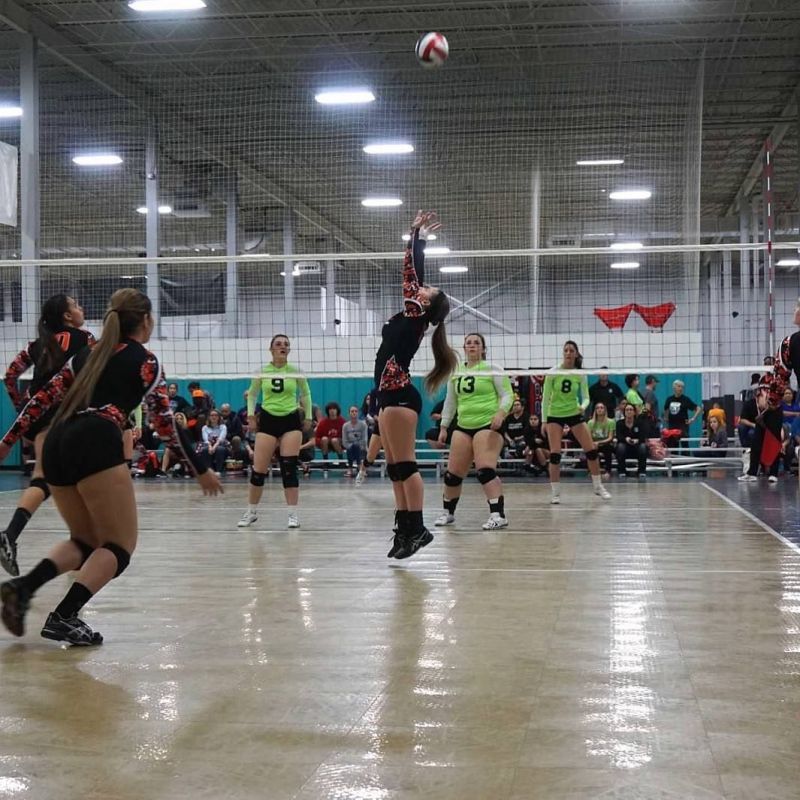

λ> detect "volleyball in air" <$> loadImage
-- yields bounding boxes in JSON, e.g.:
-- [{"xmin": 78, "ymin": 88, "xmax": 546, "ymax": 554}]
[{"xmin": 415, "ymin": 32, "xmax": 449, "ymax": 68}]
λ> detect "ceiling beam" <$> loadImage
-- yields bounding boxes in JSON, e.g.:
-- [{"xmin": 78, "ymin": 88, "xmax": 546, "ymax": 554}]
[{"xmin": 0, "ymin": 0, "xmax": 375, "ymax": 255}]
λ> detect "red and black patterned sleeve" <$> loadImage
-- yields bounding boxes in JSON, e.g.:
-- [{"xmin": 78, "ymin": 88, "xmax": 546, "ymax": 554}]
[
  {"xmin": 1, "ymin": 359, "xmax": 76, "ymax": 448},
  {"xmin": 402, "ymin": 228, "xmax": 426, "ymax": 319},
  {"xmin": 4, "ymin": 345, "xmax": 34, "ymax": 409},
  {"xmin": 141, "ymin": 353, "xmax": 208, "ymax": 476}
]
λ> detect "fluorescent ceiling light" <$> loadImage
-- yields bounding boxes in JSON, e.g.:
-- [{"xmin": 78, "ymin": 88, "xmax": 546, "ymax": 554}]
[
  {"xmin": 363, "ymin": 143, "xmax": 414, "ymax": 155},
  {"xmin": 609, "ymin": 189, "xmax": 652, "ymax": 200},
  {"xmin": 73, "ymin": 154, "xmax": 123, "ymax": 166},
  {"xmin": 279, "ymin": 270, "xmax": 302, "ymax": 277},
  {"xmin": 439, "ymin": 265, "xmax": 468, "ymax": 274},
  {"xmin": 315, "ymin": 88, "xmax": 375, "ymax": 105},
  {"xmin": 136, "ymin": 205, "xmax": 172, "ymax": 215},
  {"xmin": 0, "ymin": 106, "xmax": 22, "ymax": 118},
  {"xmin": 402, "ymin": 233, "xmax": 435, "ymax": 241},
  {"xmin": 610, "ymin": 262, "xmax": 640, "ymax": 270},
  {"xmin": 576, "ymin": 159, "xmax": 624, "ymax": 166},
  {"xmin": 129, "ymin": 0, "xmax": 206, "ymax": 11},
  {"xmin": 583, "ymin": 232, "xmax": 615, "ymax": 238},
  {"xmin": 777, "ymin": 259, "xmax": 800, "ymax": 267},
  {"xmin": 610, "ymin": 241, "xmax": 643, "ymax": 251},
  {"xmin": 425, "ymin": 246, "xmax": 450, "ymax": 255},
  {"xmin": 362, "ymin": 197, "xmax": 402, "ymax": 208}
]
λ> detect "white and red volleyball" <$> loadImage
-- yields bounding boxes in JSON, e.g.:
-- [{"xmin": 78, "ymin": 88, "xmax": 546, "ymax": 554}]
[{"xmin": 415, "ymin": 32, "xmax": 449, "ymax": 68}]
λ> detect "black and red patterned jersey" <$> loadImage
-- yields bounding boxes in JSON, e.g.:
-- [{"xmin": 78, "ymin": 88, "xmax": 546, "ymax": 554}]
[
  {"xmin": 763, "ymin": 331, "xmax": 800, "ymax": 408},
  {"xmin": 4, "ymin": 326, "xmax": 95, "ymax": 409},
  {"xmin": 1, "ymin": 338, "xmax": 207, "ymax": 475},
  {"xmin": 374, "ymin": 228, "xmax": 429, "ymax": 392}
]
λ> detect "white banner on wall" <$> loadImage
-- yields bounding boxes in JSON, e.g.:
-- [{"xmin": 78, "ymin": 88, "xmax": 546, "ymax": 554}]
[{"xmin": 0, "ymin": 140, "xmax": 17, "ymax": 227}]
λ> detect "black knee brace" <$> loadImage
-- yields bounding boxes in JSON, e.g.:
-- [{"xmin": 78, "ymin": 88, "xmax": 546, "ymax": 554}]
[
  {"xmin": 394, "ymin": 461, "xmax": 418, "ymax": 481},
  {"xmin": 30, "ymin": 477, "xmax": 50, "ymax": 501},
  {"xmin": 476, "ymin": 467, "xmax": 497, "ymax": 485},
  {"xmin": 549, "ymin": 453, "xmax": 562, "ymax": 465},
  {"xmin": 249, "ymin": 470, "xmax": 267, "ymax": 487},
  {"xmin": 444, "ymin": 470, "xmax": 463, "ymax": 487},
  {"xmin": 387, "ymin": 463, "xmax": 401, "ymax": 482},
  {"xmin": 70, "ymin": 538, "xmax": 94, "ymax": 566},
  {"xmin": 586, "ymin": 449, "xmax": 599, "ymax": 461},
  {"xmin": 102, "ymin": 542, "xmax": 131, "ymax": 577},
  {"xmin": 279, "ymin": 456, "xmax": 299, "ymax": 489}
]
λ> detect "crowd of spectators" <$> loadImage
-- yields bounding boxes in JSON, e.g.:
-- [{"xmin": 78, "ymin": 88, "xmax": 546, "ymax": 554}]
[{"xmin": 129, "ymin": 363, "xmax": 799, "ymax": 482}]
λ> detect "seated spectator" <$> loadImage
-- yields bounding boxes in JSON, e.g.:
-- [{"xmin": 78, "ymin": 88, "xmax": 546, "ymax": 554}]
[
  {"xmin": 315, "ymin": 402, "xmax": 345, "ymax": 463},
  {"xmin": 737, "ymin": 395, "xmax": 758, "ymax": 447},
  {"xmin": 702, "ymin": 416, "xmax": 728, "ymax": 457},
  {"xmin": 741, "ymin": 373, "xmax": 761, "ymax": 403},
  {"xmin": 342, "ymin": 405, "xmax": 369, "ymax": 478},
  {"xmin": 162, "ymin": 412, "xmax": 192, "ymax": 476},
  {"xmin": 706, "ymin": 401, "xmax": 726, "ymax": 428},
  {"xmin": 424, "ymin": 399, "xmax": 453, "ymax": 449},
  {"xmin": 624, "ymin": 374, "xmax": 644, "ymax": 414},
  {"xmin": 781, "ymin": 387, "xmax": 800, "ymax": 421},
  {"xmin": 201, "ymin": 409, "xmax": 230, "ymax": 473},
  {"xmin": 503, "ymin": 398, "xmax": 529, "ymax": 459},
  {"xmin": 587, "ymin": 402, "xmax": 615, "ymax": 478},
  {"xmin": 220, "ymin": 402, "xmax": 242, "ymax": 440},
  {"xmin": 188, "ymin": 381, "xmax": 214, "ymax": 415},
  {"xmin": 523, "ymin": 413, "xmax": 549, "ymax": 474},
  {"xmin": 616, "ymin": 402, "xmax": 647, "ymax": 479},
  {"xmin": 167, "ymin": 383, "xmax": 190, "ymax": 414}
]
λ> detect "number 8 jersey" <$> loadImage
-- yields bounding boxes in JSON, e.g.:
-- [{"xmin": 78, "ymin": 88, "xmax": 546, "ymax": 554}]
[
  {"xmin": 440, "ymin": 360, "xmax": 513, "ymax": 430},
  {"xmin": 247, "ymin": 362, "xmax": 312, "ymax": 419},
  {"xmin": 542, "ymin": 370, "xmax": 590, "ymax": 423}
]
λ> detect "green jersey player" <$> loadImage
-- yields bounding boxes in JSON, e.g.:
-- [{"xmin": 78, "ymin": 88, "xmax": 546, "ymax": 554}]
[
  {"xmin": 542, "ymin": 340, "xmax": 611, "ymax": 505},
  {"xmin": 436, "ymin": 333, "xmax": 514, "ymax": 529}
]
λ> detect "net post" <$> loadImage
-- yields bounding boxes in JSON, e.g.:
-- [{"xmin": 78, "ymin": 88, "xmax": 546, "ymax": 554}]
[
  {"xmin": 20, "ymin": 34, "xmax": 40, "ymax": 339},
  {"xmin": 224, "ymin": 170, "xmax": 239, "ymax": 338},
  {"xmin": 145, "ymin": 122, "xmax": 160, "ymax": 336},
  {"xmin": 763, "ymin": 138, "xmax": 775, "ymax": 357}
]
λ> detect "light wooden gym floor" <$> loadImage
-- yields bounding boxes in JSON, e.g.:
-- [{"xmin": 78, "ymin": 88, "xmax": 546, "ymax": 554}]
[{"xmin": 0, "ymin": 476, "xmax": 798, "ymax": 799}]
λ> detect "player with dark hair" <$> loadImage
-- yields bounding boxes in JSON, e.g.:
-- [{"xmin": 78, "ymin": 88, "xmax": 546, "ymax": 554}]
[
  {"xmin": 0, "ymin": 294, "xmax": 94, "ymax": 577},
  {"xmin": 376, "ymin": 209, "xmax": 458, "ymax": 559},
  {"xmin": 0, "ymin": 288, "xmax": 220, "ymax": 645},
  {"xmin": 542, "ymin": 340, "xmax": 611, "ymax": 505},
  {"xmin": 435, "ymin": 333, "xmax": 513, "ymax": 529},
  {"xmin": 238, "ymin": 334, "xmax": 312, "ymax": 529}
]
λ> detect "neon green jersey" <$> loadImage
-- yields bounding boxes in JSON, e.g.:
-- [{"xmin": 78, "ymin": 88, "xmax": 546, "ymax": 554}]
[
  {"xmin": 542, "ymin": 370, "xmax": 589, "ymax": 422},
  {"xmin": 247, "ymin": 362, "xmax": 312, "ymax": 418},
  {"xmin": 440, "ymin": 360, "xmax": 513, "ymax": 430}
]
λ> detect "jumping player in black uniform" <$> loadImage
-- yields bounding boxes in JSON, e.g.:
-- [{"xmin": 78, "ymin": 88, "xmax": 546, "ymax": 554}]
[
  {"xmin": 0, "ymin": 288, "xmax": 221, "ymax": 646},
  {"xmin": 0, "ymin": 295, "xmax": 94, "ymax": 576},
  {"xmin": 375, "ymin": 210, "xmax": 458, "ymax": 559}
]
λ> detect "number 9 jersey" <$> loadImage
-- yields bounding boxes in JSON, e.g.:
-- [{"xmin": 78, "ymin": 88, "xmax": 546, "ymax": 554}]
[
  {"xmin": 542, "ymin": 370, "xmax": 590, "ymax": 424},
  {"xmin": 247, "ymin": 362, "xmax": 312, "ymax": 420}
]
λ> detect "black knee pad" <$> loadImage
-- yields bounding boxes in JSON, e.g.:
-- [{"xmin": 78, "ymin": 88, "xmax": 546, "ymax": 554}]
[
  {"xmin": 395, "ymin": 461, "xmax": 418, "ymax": 481},
  {"xmin": 549, "ymin": 453, "xmax": 562, "ymax": 465},
  {"xmin": 70, "ymin": 538, "xmax": 94, "ymax": 566},
  {"xmin": 386, "ymin": 463, "xmax": 401, "ymax": 482},
  {"xmin": 30, "ymin": 477, "xmax": 50, "ymax": 501},
  {"xmin": 249, "ymin": 470, "xmax": 267, "ymax": 487},
  {"xmin": 102, "ymin": 542, "xmax": 131, "ymax": 578},
  {"xmin": 364, "ymin": 458, "xmax": 375, "ymax": 468},
  {"xmin": 586, "ymin": 449, "xmax": 599, "ymax": 461},
  {"xmin": 444, "ymin": 470, "xmax": 463, "ymax": 487},
  {"xmin": 476, "ymin": 467, "xmax": 497, "ymax": 485},
  {"xmin": 279, "ymin": 456, "xmax": 299, "ymax": 489}
]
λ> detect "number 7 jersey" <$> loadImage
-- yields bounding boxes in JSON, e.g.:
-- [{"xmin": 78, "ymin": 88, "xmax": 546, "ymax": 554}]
[{"xmin": 247, "ymin": 362, "xmax": 312, "ymax": 419}]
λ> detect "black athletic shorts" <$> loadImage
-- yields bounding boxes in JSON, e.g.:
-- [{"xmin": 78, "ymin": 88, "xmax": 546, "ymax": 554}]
[
  {"xmin": 258, "ymin": 409, "xmax": 302, "ymax": 439},
  {"xmin": 43, "ymin": 414, "xmax": 126, "ymax": 486},
  {"xmin": 377, "ymin": 384, "xmax": 422, "ymax": 416},
  {"xmin": 453, "ymin": 424, "xmax": 497, "ymax": 438},
  {"xmin": 546, "ymin": 414, "xmax": 586, "ymax": 428}
]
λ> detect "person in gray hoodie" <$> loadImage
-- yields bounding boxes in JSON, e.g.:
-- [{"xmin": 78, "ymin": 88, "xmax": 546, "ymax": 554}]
[{"xmin": 342, "ymin": 405, "xmax": 369, "ymax": 478}]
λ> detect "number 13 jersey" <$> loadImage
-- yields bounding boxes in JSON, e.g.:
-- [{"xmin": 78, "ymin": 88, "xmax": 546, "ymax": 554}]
[
  {"xmin": 440, "ymin": 360, "xmax": 513, "ymax": 430},
  {"xmin": 247, "ymin": 362, "xmax": 312, "ymax": 419}
]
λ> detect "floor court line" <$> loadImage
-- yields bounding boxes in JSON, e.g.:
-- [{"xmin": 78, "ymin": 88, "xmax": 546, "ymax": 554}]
[{"xmin": 701, "ymin": 481, "xmax": 800, "ymax": 556}]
